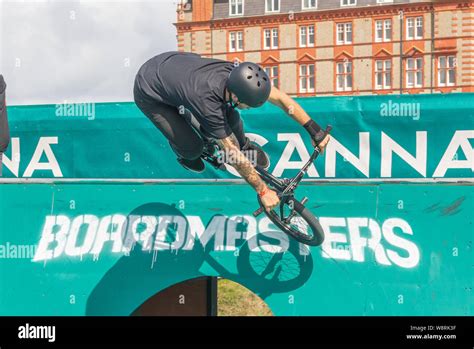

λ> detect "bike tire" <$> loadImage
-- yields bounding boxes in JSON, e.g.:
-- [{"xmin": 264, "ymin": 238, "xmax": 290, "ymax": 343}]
[{"xmin": 258, "ymin": 197, "xmax": 325, "ymax": 246}]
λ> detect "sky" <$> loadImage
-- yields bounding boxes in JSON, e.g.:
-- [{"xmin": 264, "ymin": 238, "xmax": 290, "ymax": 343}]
[{"xmin": 0, "ymin": 0, "xmax": 178, "ymax": 105}]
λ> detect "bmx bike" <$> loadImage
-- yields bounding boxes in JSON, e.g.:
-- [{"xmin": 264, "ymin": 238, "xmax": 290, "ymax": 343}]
[{"xmin": 198, "ymin": 126, "xmax": 332, "ymax": 247}]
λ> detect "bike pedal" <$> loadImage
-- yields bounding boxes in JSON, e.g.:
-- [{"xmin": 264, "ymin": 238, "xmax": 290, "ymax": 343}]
[{"xmin": 301, "ymin": 197, "xmax": 309, "ymax": 205}]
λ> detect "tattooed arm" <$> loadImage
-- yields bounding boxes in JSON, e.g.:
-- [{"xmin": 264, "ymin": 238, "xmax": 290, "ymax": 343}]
[
  {"xmin": 216, "ymin": 133, "xmax": 279, "ymax": 211},
  {"xmin": 216, "ymin": 134, "xmax": 266, "ymax": 191}
]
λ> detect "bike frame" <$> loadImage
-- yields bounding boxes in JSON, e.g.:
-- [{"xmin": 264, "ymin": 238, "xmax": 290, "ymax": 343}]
[
  {"xmin": 255, "ymin": 147, "xmax": 320, "ymax": 195},
  {"xmin": 198, "ymin": 125, "xmax": 330, "ymax": 227},
  {"xmin": 196, "ymin": 122, "xmax": 326, "ymax": 197},
  {"xmin": 201, "ymin": 138, "xmax": 321, "ymax": 201}
]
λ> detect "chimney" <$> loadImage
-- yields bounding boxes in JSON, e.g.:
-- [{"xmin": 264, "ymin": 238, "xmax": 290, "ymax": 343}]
[{"xmin": 192, "ymin": 0, "xmax": 213, "ymax": 22}]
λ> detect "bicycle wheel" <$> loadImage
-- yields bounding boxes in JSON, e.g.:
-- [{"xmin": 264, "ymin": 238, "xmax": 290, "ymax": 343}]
[{"xmin": 258, "ymin": 196, "xmax": 325, "ymax": 246}]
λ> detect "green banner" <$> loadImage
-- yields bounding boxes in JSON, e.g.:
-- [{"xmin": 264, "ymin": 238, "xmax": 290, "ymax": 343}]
[
  {"xmin": 1, "ymin": 94, "xmax": 472, "ymax": 316},
  {"xmin": 2, "ymin": 93, "xmax": 473, "ymax": 180},
  {"xmin": 0, "ymin": 182, "xmax": 472, "ymax": 315}
]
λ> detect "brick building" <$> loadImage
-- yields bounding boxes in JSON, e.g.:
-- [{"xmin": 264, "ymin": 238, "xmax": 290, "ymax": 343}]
[{"xmin": 174, "ymin": 0, "xmax": 473, "ymax": 96}]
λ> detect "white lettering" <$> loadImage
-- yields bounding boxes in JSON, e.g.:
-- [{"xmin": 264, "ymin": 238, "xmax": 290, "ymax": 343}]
[
  {"xmin": 382, "ymin": 218, "xmax": 420, "ymax": 268},
  {"xmin": 23, "ymin": 137, "xmax": 63, "ymax": 177},
  {"xmin": 381, "ymin": 131, "xmax": 427, "ymax": 177},
  {"xmin": 273, "ymin": 133, "xmax": 319, "ymax": 177},
  {"xmin": 325, "ymin": 133, "xmax": 370, "ymax": 178},
  {"xmin": 433, "ymin": 130, "xmax": 474, "ymax": 177}
]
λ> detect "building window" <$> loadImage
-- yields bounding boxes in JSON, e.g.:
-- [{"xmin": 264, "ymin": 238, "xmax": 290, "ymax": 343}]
[
  {"xmin": 375, "ymin": 19, "xmax": 391, "ymax": 42},
  {"xmin": 337, "ymin": 23, "xmax": 352, "ymax": 45},
  {"xmin": 406, "ymin": 57, "xmax": 423, "ymax": 88},
  {"xmin": 299, "ymin": 64, "xmax": 315, "ymax": 93},
  {"xmin": 416, "ymin": 17, "xmax": 423, "ymax": 38},
  {"xmin": 375, "ymin": 59, "xmax": 392, "ymax": 90},
  {"xmin": 302, "ymin": 0, "xmax": 317, "ymax": 9},
  {"xmin": 264, "ymin": 66, "xmax": 279, "ymax": 88},
  {"xmin": 438, "ymin": 55, "xmax": 456, "ymax": 87},
  {"xmin": 229, "ymin": 31, "xmax": 243, "ymax": 52},
  {"xmin": 407, "ymin": 16, "xmax": 423, "ymax": 40},
  {"xmin": 300, "ymin": 25, "xmax": 315, "ymax": 47},
  {"xmin": 336, "ymin": 61, "xmax": 353, "ymax": 91},
  {"xmin": 341, "ymin": 0, "xmax": 356, "ymax": 6},
  {"xmin": 266, "ymin": 0, "xmax": 280, "ymax": 13},
  {"xmin": 264, "ymin": 28, "xmax": 279, "ymax": 49},
  {"xmin": 229, "ymin": 0, "xmax": 244, "ymax": 16}
]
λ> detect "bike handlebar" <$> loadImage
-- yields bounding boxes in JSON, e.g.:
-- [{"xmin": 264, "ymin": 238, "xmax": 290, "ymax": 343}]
[
  {"xmin": 253, "ymin": 125, "xmax": 332, "ymax": 216},
  {"xmin": 307, "ymin": 124, "xmax": 332, "ymax": 164},
  {"xmin": 314, "ymin": 125, "xmax": 332, "ymax": 152}
]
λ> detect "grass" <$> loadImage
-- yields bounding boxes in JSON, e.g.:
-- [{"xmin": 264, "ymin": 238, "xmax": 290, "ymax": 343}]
[{"xmin": 217, "ymin": 279, "xmax": 273, "ymax": 316}]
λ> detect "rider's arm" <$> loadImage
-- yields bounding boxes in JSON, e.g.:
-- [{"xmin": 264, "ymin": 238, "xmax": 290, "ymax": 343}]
[
  {"xmin": 267, "ymin": 86, "xmax": 311, "ymax": 126},
  {"xmin": 267, "ymin": 86, "xmax": 329, "ymax": 148},
  {"xmin": 216, "ymin": 133, "xmax": 280, "ymax": 211},
  {"xmin": 216, "ymin": 133, "xmax": 267, "ymax": 193}
]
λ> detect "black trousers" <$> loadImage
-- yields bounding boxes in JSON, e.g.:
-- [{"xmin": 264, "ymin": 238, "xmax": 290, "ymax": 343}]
[
  {"xmin": 0, "ymin": 75, "xmax": 9, "ymax": 176},
  {"xmin": 133, "ymin": 83, "xmax": 246, "ymax": 161}
]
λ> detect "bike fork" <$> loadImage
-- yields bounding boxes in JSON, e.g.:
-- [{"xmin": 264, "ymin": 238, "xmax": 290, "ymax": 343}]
[{"xmin": 283, "ymin": 196, "xmax": 309, "ymax": 223}]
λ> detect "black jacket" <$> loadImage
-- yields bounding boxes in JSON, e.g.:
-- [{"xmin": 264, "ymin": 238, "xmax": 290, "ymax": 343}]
[{"xmin": 0, "ymin": 75, "xmax": 5, "ymax": 95}]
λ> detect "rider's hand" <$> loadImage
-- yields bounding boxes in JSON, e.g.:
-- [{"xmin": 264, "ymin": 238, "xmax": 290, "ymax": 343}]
[
  {"xmin": 259, "ymin": 188, "xmax": 280, "ymax": 212},
  {"xmin": 304, "ymin": 119, "xmax": 331, "ymax": 154},
  {"xmin": 312, "ymin": 134, "xmax": 330, "ymax": 154}
]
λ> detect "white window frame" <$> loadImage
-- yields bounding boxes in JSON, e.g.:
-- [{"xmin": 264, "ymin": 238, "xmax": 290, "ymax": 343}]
[
  {"xmin": 299, "ymin": 25, "xmax": 315, "ymax": 47},
  {"xmin": 336, "ymin": 61, "xmax": 353, "ymax": 92},
  {"xmin": 299, "ymin": 64, "xmax": 315, "ymax": 93},
  {"xmin": 272, "ymin": 28, "xmax": 279, "ymax": 49},
  {"xmin": 264, "ymin": 28, "xmax": 279, "ymax": 50},
  {"xmin": 375, "ymin": 20, "xmax": 383, "ymax": 42},
  {"xmin": 264, "ymin": 29, "xmax": 271, "ymax": 50},
  {"xmin": 375, "ymin": 19, "xmax": 392, "ymax": 42},
  {"xmin": 229, "ymin": 31, "xmax": 243, "ymax": 52},
  {"xmin": 407, "ymin": 18, "xmax": 414, "ymax": 40},
  {"xmin": 308, "ymin": 25, "xmax": 315, "ymax": 46},
  {"xmin": 384, "ymin": 19, "xmax": 392, "ymax": 42},
  {"xmin": 264, "ymin": 66, "xmax": 279, "ymax": 88},
  {"xmin": 341, "ymin": 0, "xmax": 356, "ymax": 6},
  {"xmin": 302, "ymin": 0, "xmax": 317, "ymax": 10},
  {"xmin": 265, "ymin": 0, "xmax": 280, "ymax": 13},
  {"xmin": 229, "ymin": 0, "xmax": 244, "ymax": 16},
  {"xmin": 438, "ymin": 55, "xmax": 456, "ymax": 87},
  {"xmin": 405, "ymin": 57, "xmax": 423, "ymax": 88},
  {"xmin": 407, "ymin": 16, "xmax": 423, "ymax": 40},
  {"xmin": 416, "ymin": 16, "xmax": 423, "ymax": 39},
  {"xmin": 337, "ymin": 23, "xmax": 352, "ymax": 45},
  {"xmin": 375, "ymin": 59, "xmax": 392, "ymax": 90}
]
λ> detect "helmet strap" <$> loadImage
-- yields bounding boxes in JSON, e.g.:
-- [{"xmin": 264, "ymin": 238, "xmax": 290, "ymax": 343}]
[{"xmin": 225, "ymin": 88, "xmax": 239, "ymax": 109}]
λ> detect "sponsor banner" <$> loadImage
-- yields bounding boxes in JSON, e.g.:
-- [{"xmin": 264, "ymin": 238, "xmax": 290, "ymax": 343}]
[
  {"xmin": 0, "ymin": 183, "xmax": 471, "ymax": 315},
  {"xmin": 2, "ymin": 93, "xmax": 473, "ymax": 180}
]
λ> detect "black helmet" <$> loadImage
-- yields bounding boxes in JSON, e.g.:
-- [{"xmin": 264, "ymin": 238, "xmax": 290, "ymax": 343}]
[{"xmin": 226, "ymin": 62, "xmax": 271, "ymax": 108}]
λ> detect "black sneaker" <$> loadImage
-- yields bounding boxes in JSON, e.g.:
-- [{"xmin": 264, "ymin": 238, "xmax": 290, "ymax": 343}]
[
  {"xmin": 177, "ymin": 157, "xmax": 205, "ymax": 173},
  {"xmin": 241, "ymin": 138, "xmax": 270, "ymax": 170}
]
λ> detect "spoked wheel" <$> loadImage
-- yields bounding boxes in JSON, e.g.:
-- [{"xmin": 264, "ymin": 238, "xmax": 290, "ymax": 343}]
[{"xmin": 257, "ymin": 195, "xmax": 325, "ymax": 246}]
